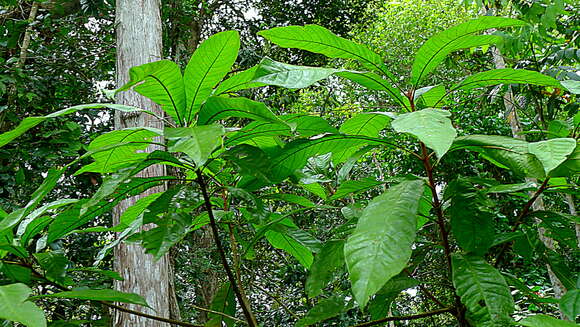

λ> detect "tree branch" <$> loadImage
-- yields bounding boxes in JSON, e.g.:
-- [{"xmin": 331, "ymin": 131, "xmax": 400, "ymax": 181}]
[
  {"xmin": 350, "ymin": 307, "xmax": 456, "ymax": 327},
  {"xmin": 196, "ymin": 169, "xmax": 258, "ymax": 326}
]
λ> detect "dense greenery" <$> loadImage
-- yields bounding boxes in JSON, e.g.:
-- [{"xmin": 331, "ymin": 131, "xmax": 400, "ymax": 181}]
[{"xmin": 1, "ymin": 1, "xmax": 579, "ymax": 327}]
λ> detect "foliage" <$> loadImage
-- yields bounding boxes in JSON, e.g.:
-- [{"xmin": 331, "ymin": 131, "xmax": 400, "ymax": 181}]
[{"xmin": 0, "ymin": 8, "xmax": 579, "ymax": 327}]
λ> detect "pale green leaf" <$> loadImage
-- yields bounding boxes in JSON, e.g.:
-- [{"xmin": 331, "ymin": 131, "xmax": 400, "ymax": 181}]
[
  {"xmin": 518, "ymin": 314, "xmax": 578, "ymax": 327},
  {"xmin": 392, "ymin": 109, "xmax": 456, "ymax": 158},
  {"xmin": 330, "ymin": 178, "xmax": 384, "ymax": 201},
  {"xmin": 452, "ymin": 253, "xmax": 514, "ymax": 326},
  {"xmin": 253, "ymin": 58, "xmax": 340, "ymax": 89},
  {"xmin": 166, "ymin": 124, "xmax": 225, "ymax": 166},
  {"xmin": 213, "ymin": 65, "xmax": 264, "ymax": 96},
  {"xmin": 561, "ymin": 80, "xmax": 580, "ymax": 94},
  {"xmin": 452, "ymin": 69, "xmax": 561, "ymax": 91},
  {"xmin": 344, "ymin": 179, "xmax": 424, "ymax": 307},
  {"xmin": 412, "ymin": 16, "xmax": 525, "ymax": 84},
  {"xmin": 184, "ymin": 30, "xmax": 240, "ymax": 123},
  {"xmin": 198, "ymin": 96, "xmax": 283, "ymax": 126},
  {"xmin": 339, "ymin": 113, "xmax": 393, "ymax": 137},
  {"xmin": 116, "ymin": 60, "xmax": 186, "ymax": 125},
  {"xmin": 75, "ymin": 128, "xmax": 161, "ymax": 175},
  {"xmin": 0, "ymin": 283, "xmax": 46, "ymax": 327},
  {"xmin": 335, "ymin": 71, "xmax": 407, "ymax": 108},
  {"xmin": 258, "ymin": 24, "xmax": 392, "ymax": 76},
  {"xmin": 527, "ymin": 138, "xmax": 577, "ymax": 175},
  {"xmin": 265, "ymin": 229, "xmax": 313, "ymax": 268}
]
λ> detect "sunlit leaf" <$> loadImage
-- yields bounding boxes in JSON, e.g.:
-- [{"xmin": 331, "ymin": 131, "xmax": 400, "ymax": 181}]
[{"xmin": 0, "ymin": 283, "xmax": 46, "ymax": 327}]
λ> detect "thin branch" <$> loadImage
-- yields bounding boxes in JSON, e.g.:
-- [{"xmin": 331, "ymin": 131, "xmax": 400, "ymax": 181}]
[
  {"xmin": 350, "ymin": 307, "xmax": 456, "ymax": 327},
  {"xmin": 251, "ymin": 282, "xmax": 300, "ymax": 321},
  {"xmin": 187, "ymin": 303, "xmax": 247, "ymax": 325},
  {"xmin": 196, "ymin": 170, "xmax": 258, "ymax": 327}
]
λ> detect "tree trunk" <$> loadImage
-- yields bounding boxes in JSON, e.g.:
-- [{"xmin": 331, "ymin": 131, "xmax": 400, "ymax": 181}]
[{"xmin": 113, "ymin": 0, "xmax": 179, "ymax": 325}]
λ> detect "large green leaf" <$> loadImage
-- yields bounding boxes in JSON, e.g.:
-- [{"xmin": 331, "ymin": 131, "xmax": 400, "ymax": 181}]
[
  {"xmin": 339, "ymin": 113, "xmax": 393, "ymax": 137},
  {"xmin": 197, "ymin": 96, "xmax": 283, "ymax": 126},
  {"xmin": 550, "ymin": 143, "xmax": 580, "ymax": 177},
  {"xmin": 265, "ymin": 228, "xmax": 314, "ymax": 268},
  {"xmin": 183, "ymin": 30, "xmax": 240, "ymax": 124},
  {"xmin": 559, "ymin": 289, "xmax": 579, "ymax": 320},
  {"xmin": 116, "ymin": 60, "xmax": 186, "ymax": 125},
  {"xmin": 75, "ymin": 127, "xmax": 162, "ymax": 175},
  {"xmin": 128, "ymin": 213, "xmax": 192, "ymax": 260},
  {"xmin": 336, "ymin": 71, "xmax": 407, "ymax": 108},
  {"xmin": 0, "ymin": 284, "xmax": 46, "ymax": 327},
  {"xmin": 452, "ymin": 253, "xmax": 514, "ymax": 326},
  {"xmin": 258, "ymin": 25, "xmax": 393, "ymax": 77},
  {"xmin": 306, "ymin": 239, "xmax": 345, "ymax": 298},
  {"xmin": 392, "ymin": 109, "xmax": 456, "ymax": 158},
  {"xmin": 344, "ymin": 179, "xmax": 424, "ymax": 308},
  {"xmin": 527, "ymin": 138, "xmax": 577, "ymax": 175},
  {"xmin": 451, "ymin": 135, "xmax": 545, "ymax": 178},
  {"xmin": 267, "ymin": 135, "xmax": 389, "ymax": 184},
  {"xmin": 38, "ymin": 289, "xmax": 148, "ymax": 307},
  {"xmin": 518, "ymin": 315, "xmax": 578, "ymax": 327},
  {"xmin": 411, "ymin": 16, "xmax": 525, "ymax": 85},
  {"xmin": 213, "ymin": 65, "xmax": 265, "ymax": 96},
  {"xmin": 206, "ymin": 283, "xmax": 236, "ymax": 327},
  {"xmin": 295, "ymin": 296, "xmax": 350, "ymax": 327},
  {"xmin": 0, "ymin": 103, "xmax": 151, "ymax": 148},
  {"xmin": 452, "ymin": 69, "xmax": 561, "ymax": 91},
  {"xmin": 253, "ymin": 58, "xmax": 340, "ymax": 89},
  {"xmin": 165, "ymin": 124, "xmax": 225, "ymax": 166},
  {"xmin": 446, "ymin": 180, "xmax": 494, "ymax": 255}
]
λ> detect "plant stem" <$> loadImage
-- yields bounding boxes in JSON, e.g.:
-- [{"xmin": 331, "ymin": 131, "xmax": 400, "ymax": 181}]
[
  {"xmin": 350, "ymin": 307, "xmax": 456, "ymax": 327},
  {"xmin": 196, "ymin": 169, "xmax": 258, "ymax": 326}
]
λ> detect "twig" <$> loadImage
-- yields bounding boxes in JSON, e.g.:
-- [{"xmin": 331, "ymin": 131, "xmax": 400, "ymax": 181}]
[
  {"xmin": 186, "ymin": 303, "xmax": 246, "ymax": 325},
  {"xmin": 196, "ymin": 170, "xmax": 258, "ymax": 326},
  {"xmin": 251, "ymin": 282, "xmax": 300, "ymax": 321},
  {"xmin": 350, "ymin": 307, "xmax": 456, "ymax": 327}
]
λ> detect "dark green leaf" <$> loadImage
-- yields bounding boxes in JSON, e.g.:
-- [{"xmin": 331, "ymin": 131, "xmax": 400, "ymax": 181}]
[
  {"xmin": 344, "ymin": 179, "xmax": 424, "ymax": 307},
  {"xmin": 38, "ymin": 289, "xmax": 149, "ymax": 307},
  {"xmin": 518, "ymin": 314, "xmax": 578, "ymax": 327},
  {"xmin": 560, "ymin": 289, "xmax": 579, "ymax": 320},
  {"xmin": 295, "ymin": 296, "xmax": 350, "ymax": 327},
  {"xmin": 198, "ymin": 96, "xmax": 283, "ymax": 126},
  {"xmin": 306, "ymin": 240, "xmax": 345, "ymax": 298},
  {"xmin": 452, "ymin": 253, "xmax": 514, "ymax": 326}
]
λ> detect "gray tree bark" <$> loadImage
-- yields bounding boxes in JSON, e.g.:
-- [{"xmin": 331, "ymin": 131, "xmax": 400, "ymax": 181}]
[{"xmin": 113, "ymin": 0, "xmax": 180, "ymax": 325}]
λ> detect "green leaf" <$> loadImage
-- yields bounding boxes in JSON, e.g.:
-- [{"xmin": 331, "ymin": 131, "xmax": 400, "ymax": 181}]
[
  {"xmin": 265, "ymin": 219, "xmax": 317, "ymax": 268},
  {"xmin": 268, "ymin": 135, "xmax": 389, "ymax": 184},
  {"xmin": 415, "ymin": 85, "xmax": 446, "ymax": 108},
  {"xmin": 225, "ymin": 121, "xmax": 291, "ymax": 147},
  {"xmin": 198, "ymin": 96, "xmax": 283, "ymax": 126},
  {"xmin": 38, "ymin": 289, "xmax": 149, "ymax": 307},
  {"xmin": 258, "ymin": 25, "xmax": 391, "ymax": 75},
  {"xmin": 452, "ymin": 69, "xmax": 561, "ymax": 91},
  {"xmin": 34, "ymin": 252, "xmax": 69, "ymax": 283},
  {"xmin": 550, "ymin": 143, "xmax": 580, "ymax": 177},
  {"xmin": 128, "ymin": 213, "xmax": 192, "ymax": 260},
  {"xmin": 336, "ymin": 71, "xmax": 407, "ymax": 108},
  {"xmin": 559, "ymin": 289, "xmax": 579, "ymax": 320},
  {"xmin": 411, "ymin": 16, "xmax": 525, "ymax": 84},
  {"xmin": 284, "ymin": 114, "xmax": 337, "ymax": 137},
  {"xmin": 452, "ymin": 253, "xmax": 514, "ymax": 326},
  {"xmin": 214, "ymin": 65, "xmax": 265, "ymax": 96},
  {"xmin": 561, "ymin": 80, "xmax": 580, "ymax": 94},
  {"xmin": 452, "ymin": 135, "xmax": 545, "ymax": 178},
  {"xmin": 75, "ymin": 128, "xmax": 161, "ymax": 175},
  {"xmin": 330, "ymin": 178, "xmax": 384, "ymax": 201},
  {"xmin": 0, "ymin": 283, "xmax": 46, "ymax": 327},
  {"xmin": 184, "ymin": 30, "xmax": 240, "ymax": 123},
  {"xmin": 0, "ymin": 103, "xmax": 151, "ymax": 148},
  {"xmin": 166, "ymin": 124, "xmax": 225, "ymax": 166},
  {"xmin": 116, "ymin": 60, "xmax": 186, "ymax": 125},
  {"xmin": 253, "ymin": 58, "xmax": 340, "ymax": 89},
  {"xmin": 264, "ymin": 193, "xmax": 315, "ymax": 207},
  {"xmin": 485, "ymin": 182, "xmax": 537, "ymax": 194},
  {"xmin": 518, "ymin": 315, "xmax": 578, "ymax": 327},
  {"xmin": 392, "ymin": 109, "xmax": 456, "ymax": 158},
  {"xmin": 527, "ymin": 138, "xmax": 577, "ymax": 175},
  {"xmin": 340, "ymin": 113, "xmax": 393, "ymax": 137},
  {"xmin": 206, "ymin": 283, "xmax": 236, "ymax": 327},
  {"xmin": 295, "ymin": 296, "xmax": 350, "ymax": 327},
  {"xmin": 446, "ymin": 180, "xmax": 494, "ymax": 255},
  {"xmin": 306, "ymin": 240, "xmax": 345, "ymax": 298},
  {"xmin": 344, "ymin": 179, "xmax": 424, "ymax": 307}
]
